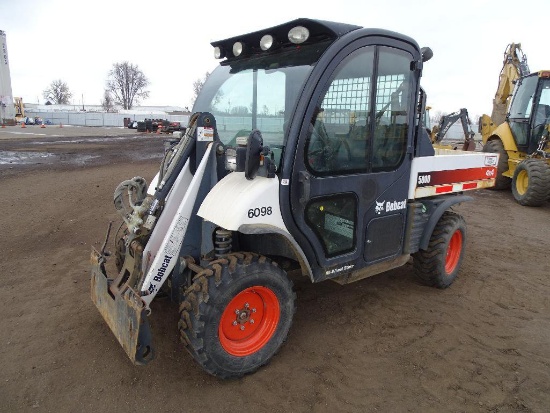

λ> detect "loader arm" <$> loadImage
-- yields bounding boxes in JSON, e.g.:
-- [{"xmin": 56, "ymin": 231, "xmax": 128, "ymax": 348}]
[
  {"xmin": 91, "ymin": 113, "xmax": 224, "ymax": 364},
  {"xmin": 491, "ymin": 43, "xmax": 529, "ymax": 126}
]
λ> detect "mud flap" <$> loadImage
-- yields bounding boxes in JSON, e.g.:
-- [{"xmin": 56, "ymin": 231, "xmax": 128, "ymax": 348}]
[{"xmin": 90, "ymin": 249, "xmax": 154, "ymax": 365}]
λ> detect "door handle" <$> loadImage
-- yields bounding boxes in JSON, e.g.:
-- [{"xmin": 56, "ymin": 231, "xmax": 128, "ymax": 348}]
[{"xmin": 299, "ymin": 171, "xmax": 311, "ymax": 206}]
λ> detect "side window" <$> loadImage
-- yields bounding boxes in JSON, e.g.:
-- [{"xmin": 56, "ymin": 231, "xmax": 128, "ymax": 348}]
[
  {"xmin": 305, "ymin": 46, "xmax": 374, "ymax": 174},
  {"xmin": 531, "ymin": 79, "xmax": 550, "ymax": 146},
  {"xmin": 509, "ymin": 75, "xmax": 538, "ymax": 146},
  {"xmin": 534, "ymin": 80, "xmax": 550, "ymax": 126},
  {"xmin": 509, "ymin": 75, "xmax": 538, "ymax": 120},
  {"xmin": 372, "ymin": 47, "xmax": 412, "ymax": 172},
  {"xmin": 305, "ymin": 194, "xmax": 357, "ymax": 257}
]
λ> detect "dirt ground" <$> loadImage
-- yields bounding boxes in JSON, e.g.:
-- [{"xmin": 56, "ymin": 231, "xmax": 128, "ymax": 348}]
[{"xmin": 1, "ymin": 125, "xmax": 549, "ymax": 413}]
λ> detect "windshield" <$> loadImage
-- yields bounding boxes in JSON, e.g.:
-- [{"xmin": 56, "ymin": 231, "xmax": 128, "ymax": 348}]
[{"xmin": 193, "ymin": 41, "xmax": 332, "ymax": 167}]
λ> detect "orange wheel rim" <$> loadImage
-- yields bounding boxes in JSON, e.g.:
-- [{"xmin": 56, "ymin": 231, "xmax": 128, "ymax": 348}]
[
  {"xmin": 219, "ymin": 286, "xmax": 280, "ymax": 357},
  {"xmin": 445, "ymin": 230, "xmax": 463, "ymax": 274}
]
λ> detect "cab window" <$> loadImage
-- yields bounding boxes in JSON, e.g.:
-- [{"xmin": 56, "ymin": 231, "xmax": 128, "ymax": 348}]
[{"xmin": 305, "ymin": 46, "xmax": 412, "ymax": 175}]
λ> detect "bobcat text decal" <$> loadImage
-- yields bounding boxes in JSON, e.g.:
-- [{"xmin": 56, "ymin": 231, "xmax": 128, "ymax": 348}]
[{"xmin": 375, "ymin": 199, "xmax": 407, "ymax": 215}]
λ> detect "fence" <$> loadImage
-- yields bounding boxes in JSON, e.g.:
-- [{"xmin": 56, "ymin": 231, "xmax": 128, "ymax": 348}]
[
  {"xmin": 22, "ymin": 109, "xmax": 478, "ymax": 142},
  {"xmin": 23, "ymin": 110, "xmax": 189, "ymax": 127}
]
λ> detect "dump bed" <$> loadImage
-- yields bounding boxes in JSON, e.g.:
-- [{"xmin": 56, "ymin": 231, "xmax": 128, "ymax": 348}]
[{"xmin": 408, "ymin": 148, "xmax": 498, "ymax": 199}]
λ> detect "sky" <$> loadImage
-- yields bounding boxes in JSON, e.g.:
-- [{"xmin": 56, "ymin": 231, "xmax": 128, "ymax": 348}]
[{"xmin": 1, "ymin": 0, "xmax": 548, "ymax": 119}]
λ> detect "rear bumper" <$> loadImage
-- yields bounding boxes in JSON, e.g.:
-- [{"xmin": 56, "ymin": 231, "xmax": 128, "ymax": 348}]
[{"xmin": 90, "ymin": 248, "xmax": 154, "ymax": 365}]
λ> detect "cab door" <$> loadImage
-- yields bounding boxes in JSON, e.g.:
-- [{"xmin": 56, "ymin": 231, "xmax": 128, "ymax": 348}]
[{"xmin": 289, "ymin": 41, "xmax": 418, "ymax": 281}]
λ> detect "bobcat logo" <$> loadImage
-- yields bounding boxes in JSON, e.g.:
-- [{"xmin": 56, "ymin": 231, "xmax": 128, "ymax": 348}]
[{"xmin": 375, "ymin": 200, "xmax": 385, "ymax": 215}]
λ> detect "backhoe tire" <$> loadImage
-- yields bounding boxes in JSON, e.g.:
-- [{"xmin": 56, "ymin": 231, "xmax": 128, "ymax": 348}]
[
  {"xmin": 483, "ymin": 139, "xmax": 511, "ymax": 190},
  {"xmin": 178, "ymin": 252, "xmax": 295, "ymax": 379},
  {"xmin": 511, "ymin": 159, "xmax": 550, "ymax": 207},
  {"xmin": 413, "ymin": 211, "xmax": 466, "ymax": 289}
]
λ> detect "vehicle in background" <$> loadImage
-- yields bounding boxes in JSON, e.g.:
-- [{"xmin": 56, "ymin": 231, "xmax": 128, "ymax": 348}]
[
  {"xmin": 430, "ymin": 108, "xmax": 476, "ymax": 151},
  {"xmin": 480, "ymin": 44, "xmax": 550, "ymax": 206}
]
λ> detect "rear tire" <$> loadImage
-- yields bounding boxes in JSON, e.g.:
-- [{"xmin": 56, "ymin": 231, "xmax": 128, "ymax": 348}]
[
  {"xmin": 413, "ymin": 211, "xmax": 466, "ymax": 289},
  {"xmin": 179, "ymin": 252, "xmax": 295, "ymax": 379},
  {"xmin": 483, "ymin": 139, "xmax": 511, "ymax": 189},
  {"xmin": 511, "ymin": 159, "xmax": 550, "ymax": 206}
]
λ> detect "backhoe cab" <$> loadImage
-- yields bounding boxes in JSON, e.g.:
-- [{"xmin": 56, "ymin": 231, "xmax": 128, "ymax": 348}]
[{"xmin": 91, "ymin": 18, "xmax": 498, "ymax": 379}]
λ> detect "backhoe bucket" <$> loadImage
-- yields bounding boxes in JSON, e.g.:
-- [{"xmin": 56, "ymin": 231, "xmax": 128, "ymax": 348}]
[{"xmin": 90, "ymin": 248, "xmax": 154, "ymax": 365}]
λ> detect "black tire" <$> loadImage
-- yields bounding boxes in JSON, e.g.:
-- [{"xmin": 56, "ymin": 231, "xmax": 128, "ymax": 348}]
[
  {"xmin": 483, "ymin": 139, "xmax": 511, "ymax": 189},
  {"xmin": 511, "ymin": 159, "xmax": 550, "ymax": 206},
  {"xmin": 413, "ymin": 211, "xmax": 466, "ymax": 289},
  {"xmin": 179, "ymin": 252, "xmax": 295, "ymax": 379}
]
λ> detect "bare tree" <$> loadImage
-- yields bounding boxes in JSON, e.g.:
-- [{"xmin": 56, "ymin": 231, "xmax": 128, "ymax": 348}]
[
  {"xmin": 231, "ymin": 106, "xmax": 249, "ymax": 115},
  {"xmin": 431, "ymin": 110, "xmax": 448, "ymax": 125},
  {"xmin": 101, "ymin": 90, "xmax": 116, "ymax": 112},
  {"xmin": 191, "ymin": 71, "xmax": 210, "ymax": 108},
  {"xmin": 43, "ymin": 80, "xmax": 72, "ymax": 104},
  {"xmin": 106, "ymin": 62, "xmax": 149, "ymax": 110}
]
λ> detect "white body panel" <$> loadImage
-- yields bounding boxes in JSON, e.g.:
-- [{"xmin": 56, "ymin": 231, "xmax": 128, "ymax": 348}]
[
  {"xmin": 142, "ymin": 160, "xmax": 193, "ymax": 273},
  {"xmin": 140, "ymin": 145, "xmax": 212, "ymax": 306},
  {"xmin": 198, "ymin": 172, "xmax": 289, "ymax": 233},
  {"xmin": 408, "ymin": 150, "xmax": 499, "ymax": 199}
]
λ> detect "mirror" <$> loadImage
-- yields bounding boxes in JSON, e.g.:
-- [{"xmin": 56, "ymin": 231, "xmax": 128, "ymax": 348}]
[
  {"xmin": 421, "ymin": 47, "xmax": 433, "ymax": 62},
  {"xmin": 245, "ymin": 130, "xmax": 263, "ymax": 180}
]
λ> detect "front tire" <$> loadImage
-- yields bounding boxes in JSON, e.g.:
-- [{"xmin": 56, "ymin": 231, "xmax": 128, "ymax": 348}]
[
  {"xmin": 483, "ymin": 139, "xmax": 511, "ymax": 189},
  {"xmin": 413, "ymin": 211, "xmax": 466, "ymax": 289},
  {"xmin": 511, "ymin": 159, "xmax": 550, "ymax": 207},
  {"xmin": 179, "ymin": 253, "xmax": 295, "ymax": 379}
]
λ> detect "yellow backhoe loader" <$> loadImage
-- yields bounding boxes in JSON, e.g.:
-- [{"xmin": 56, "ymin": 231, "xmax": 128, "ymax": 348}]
[{"xmin": 480, "ymin": 44, "xmax": 550, "ymax": 206}]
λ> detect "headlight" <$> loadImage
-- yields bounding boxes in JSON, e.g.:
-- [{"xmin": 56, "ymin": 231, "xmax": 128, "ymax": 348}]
[
  {"xmin": 260, "ymin": 35, "xmax": 274, "ymax": 51},
  {"xmin": 214, "ymin": 46, "xmax": 224, "ymax": 59},
  {"xmin": 288, "ymin": 26, "xmax": 309, "ymax": 44},
  {"xmin": 233, "ymin": 42, "xmax": 243, "ymax": 57}
]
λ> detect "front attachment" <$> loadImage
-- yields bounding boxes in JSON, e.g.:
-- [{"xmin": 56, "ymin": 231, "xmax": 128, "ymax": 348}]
[{"xmin": 90, "ymin": 248, "xmax": 154, "ymax": 365}]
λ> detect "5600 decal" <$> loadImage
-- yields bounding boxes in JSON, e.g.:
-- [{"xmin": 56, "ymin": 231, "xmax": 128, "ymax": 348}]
[{"xmin": 248, "ymin": 206, "xmax": 273, "ymax": 218}]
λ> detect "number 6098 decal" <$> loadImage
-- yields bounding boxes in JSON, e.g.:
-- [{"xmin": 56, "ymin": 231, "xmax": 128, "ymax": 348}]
[{"xmin": 248, "ymin": 206, "xmax": 273, "ymax": 218}]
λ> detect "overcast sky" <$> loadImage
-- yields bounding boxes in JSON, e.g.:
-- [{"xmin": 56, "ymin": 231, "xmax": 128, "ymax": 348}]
[{"xmin": 1, "ymin": 0, "xmax": 548, "ymax": 118}]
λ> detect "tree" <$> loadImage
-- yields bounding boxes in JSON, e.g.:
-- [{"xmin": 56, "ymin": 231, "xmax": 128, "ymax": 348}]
[
  {"xmin": 191, "ymin": 72, "xmax": 210, "ymax": 108},
  {"xmin": 106, "ymin": 62, "xmax": 149, "ymax": 110},
  {"xmin": 43, "ymin": 80, "xmax": 72, "ymax": 104},
  {"xmin": 231, "ymin": 106, "xmax": 249, "ymax": 115},
  {"xmin": 101, "ymin": 90, "xmax": 116, "ymax": 112},
  {"xmin": 431, "ymin": 110, "xmax": 447, "ymax": 125}
]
